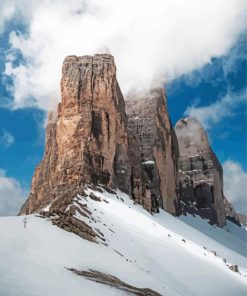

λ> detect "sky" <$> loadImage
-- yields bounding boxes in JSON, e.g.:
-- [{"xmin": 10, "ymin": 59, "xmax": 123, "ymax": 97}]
[{"xmin": 0, "ymin": 0, "xmax": 246, "ymax": 216}]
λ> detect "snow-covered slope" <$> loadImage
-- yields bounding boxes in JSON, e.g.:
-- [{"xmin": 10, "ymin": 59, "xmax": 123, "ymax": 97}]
[{"xmin": 0, "ymin": 187, "xmax": 246, "ymax": 296}]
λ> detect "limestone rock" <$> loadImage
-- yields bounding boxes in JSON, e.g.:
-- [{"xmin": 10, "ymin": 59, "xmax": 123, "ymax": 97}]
[
  {"xmin": 175, "ymin": 117, "xmax": 226, "ymax": 227},
  {"xmin": 20, "ymin": 54, "xmax": 130, "ymax": 214},
  {"xmin": 126, "ymin": 89, "xmax": 180, "ymax": 215},
  {"xmin": 19, "ymin": 53, "xmax": 237, "ymax": 229},
  {"xmin": 19, "ymin": 55, "xmax": 181, "ymax": 217},
  {"xmin": 224, "ymin": 197, "xmax": 240, "ymax": 225}
]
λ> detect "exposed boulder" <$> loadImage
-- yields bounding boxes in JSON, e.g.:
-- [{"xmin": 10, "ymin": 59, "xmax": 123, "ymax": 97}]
[
  {"xmin": 68, "ymin": 268, "xmax": 162, "ymax": 295},
  {"xmin": 228, "ymin": 265, "xmax": 239, "ymax": 273},
  {"xmin": 175, "ymin": 117, "xmax": 226, "ymax": 227}
]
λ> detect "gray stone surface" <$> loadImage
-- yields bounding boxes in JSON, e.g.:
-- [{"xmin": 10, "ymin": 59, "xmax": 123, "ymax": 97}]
[
  {"xmin": 126, "ymin": 89, "xmax": 179, "ymax": 214},
  {"xmin": 175, "ymin": 117, "xmax": 226, "ymax": 226}
]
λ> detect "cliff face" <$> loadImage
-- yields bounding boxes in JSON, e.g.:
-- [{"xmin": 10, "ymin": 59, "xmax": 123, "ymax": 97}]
[
  {"xmin": 19, "ymin": 53, "xmax": 238, "ymax": 229},
  {"xmin": 20, "ymin": 54, "xmax": 179, "ymax": 216},
  {"xmin": 126, "ymin": 89, "xmax": 179, "ymax": 215},
  {"xmin": 20, "ymin": 54, "xmax": 130, "ymax": 214},
  {"xmin": 175, "ymin": 117, "xmax": 226, "ymax": 226}
]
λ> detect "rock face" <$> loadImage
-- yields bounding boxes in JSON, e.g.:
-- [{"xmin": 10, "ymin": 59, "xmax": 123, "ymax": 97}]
[
  {"xmin": 20, "ymin": 54, "xmax": 179, "ymax": 216},
  {"xmin": 237, "ymin": 213, "xmax": 247, "ymax": 227},
  {"xmin": 20, "ymin": 54, "xmax": 130, "ymax": 214},
  {"xmin": 126, "ymin": 89, "xmax": 179, "ymax": 214},
  {"xmin": 19, "ymin": 53, "xmax": 239, "ymax": 230},
  {"xmin": 175, "ymin": 117, "xmax": 226, "ymax": 227},
  {"xmin": 224, "ymin": 198, "xmax": 240, "ymax": 225}
]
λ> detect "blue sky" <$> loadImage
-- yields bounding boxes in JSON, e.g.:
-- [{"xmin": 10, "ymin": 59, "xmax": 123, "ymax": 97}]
[
  {"xmin": 0, "ymin": 0, "xmax": 246, "ymax": 215},
  {"xmin": 167, "ymin": 33, "xmax": 247, "ymax": 169},
  {"xmin": 0, "ymin": 19, "xmax": 45, "ymax": 188}
]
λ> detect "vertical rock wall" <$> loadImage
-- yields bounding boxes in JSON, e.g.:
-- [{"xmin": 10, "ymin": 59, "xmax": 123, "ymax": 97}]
[
  {"xmin": 20, "ymin": 54, "xmax": 130, "ymax": 214},
  {"xmin": 126, "ymin": 89, "xmax": 179, "ymax": 215},
  {"xmin": 175, "ymin": 117, "xmax": 226, "ymax": 227},
  {"xmin": 19, "ymin": 55, "xmax": 181, "ymax": 217},
  {"xmin": 19, "ymin": 53, "xmax": 237, "ymax": 228}
]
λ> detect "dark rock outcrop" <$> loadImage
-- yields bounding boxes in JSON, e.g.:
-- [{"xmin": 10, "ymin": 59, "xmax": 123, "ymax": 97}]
[
  {"xmin": 228, "ymin": 265, "xmax": 239, "ymax": 273},
  {"xmin": 39, "ymin": 187, "xmax": 106, "ymax": 243},
  {"xmin": 175, "ymin": 117, "xmax": 226, "ymax": 227},
  {"xmin": 68, "ymin": 268, "xmax": 162, "ymax": 295}
]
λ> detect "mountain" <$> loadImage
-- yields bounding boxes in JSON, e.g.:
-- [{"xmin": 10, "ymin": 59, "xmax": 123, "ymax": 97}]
[
  {"xmin": 19, "ymin": 54, "xmax": 181, "ymax": 219},
  {"xmin": 175, "ymin": 117, "xmax": 239, "ymax": 227},
  {"xmin": 126, "ymin": 88, "xmax": 179, "ymax": 214},
  {"xmin": 5, "ymin": 53, "xmax": 245, "ymax": 295},
  {"xmin": 1, "ymin": 187, "xmax": 247, "ymax": 296},
  {"xmin": 19, "ymin": 53, "xmax": 239, "ymax": 228},
  {"xmin": 19, "ymin": 54, "xmax": 129, "ymax": 215}
]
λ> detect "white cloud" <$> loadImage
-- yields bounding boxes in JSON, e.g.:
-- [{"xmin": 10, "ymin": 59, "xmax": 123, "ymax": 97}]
[
  {"xmin": 223, "ymin": 160, "xmax": 247, "ymax": 214},
  {"xmin": 185, "ymin": 90, "xmax": 247, "ymax": 129},
  {"xmin": 0, "ymin": 1, "xmax": 15, "ymax": 33},
  {"xmin": 3, "ymin": 0, "xmax": 246, "ymax": 110},
  {"xmin": 0, "ymin": 169, "xmax": 26, "ymax": 216},
  {"xmin": 0, "ymin": 129, "xmax": 15, "ymax": 148}
]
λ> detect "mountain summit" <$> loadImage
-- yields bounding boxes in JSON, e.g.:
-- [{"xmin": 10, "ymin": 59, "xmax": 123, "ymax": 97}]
[
  {"xmin": 4, "ymin": 53, "xmax": 245, "ymax": 296},
  {"xmin": 19, "ymin": 54, "xmax": 238, "ymax": 229}
]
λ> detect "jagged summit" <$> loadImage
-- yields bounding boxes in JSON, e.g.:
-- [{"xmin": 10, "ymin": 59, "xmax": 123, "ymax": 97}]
[
  {"xmin": 175, "ymin": 117, "xmax": 210, "ymax": 156},
  {"xmin": 175, "ymin": 116, "xmax": 239, "ymax": 227},
  {"xmin": 19, "ymin": 54, "xmax": 179, "ymax": 217},
  {"xmin": 20, "ymin": 53, "xmax": 129, "ymax": 215},
  {"xmin": 126, "ymin": 89, "xmax": 179, "ymax": 214},
  {"xmin": 19, "ymin": 54, "xmax": 239, "ymax": 229}
]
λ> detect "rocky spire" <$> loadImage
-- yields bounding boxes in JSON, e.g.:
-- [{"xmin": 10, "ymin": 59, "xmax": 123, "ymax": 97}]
[
  {"xmin": 19, "ymin": 54, "xmax": 181, "ymax": 217},
  {"xmin": 20, "ymin": 54, "xmax": 130, "ymax": 214},
  {"xmin": 19, "ymin": 53, "xmax": 239, "ymax": 229},
  {"xmin": 175, "ymin": 117, "xmax": 235, "ymax": 227},
  {"xmin": 126, "ymin": 88, "xmax": 180, "ymax": 215}
]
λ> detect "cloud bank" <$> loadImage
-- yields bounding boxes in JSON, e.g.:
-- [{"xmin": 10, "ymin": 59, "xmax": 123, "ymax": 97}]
[
  {"xmin": 0, "ymin": 0, "xmax": 15, "ymax": 33},
  {"xmin": 223, "ymin": 160, "xmax": 247, "ymax": 214},
  {"xmin": 0, "ymin": 169, "xmax": 26, "ymax": 216},
  {"xmin": 185, "ymin": 89, "xmax": 247, "ymax": 129},
  {"xmin": 3, "ymin": 0, "xmax": 246, "ymax": 110}
]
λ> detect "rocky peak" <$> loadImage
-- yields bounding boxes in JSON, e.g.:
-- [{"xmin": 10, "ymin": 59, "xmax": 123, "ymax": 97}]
[
  {"xmin": 175, "ymin": 117, "xmax": 239, "ymax": 227},
  {"xmin": 19, "ymin": 54, "xmax": 181, "ymax": 217},
  {"xmin": 126, "ymin": 88, "xmax": 179, "ymax": 215},
  {"xmin": 175, "ymin": 117, "xmax": 210, "ymax": 156},
  {"xmin": 19, "ymin": 54, "xmax": 239, "ymax": 230},
  {"xmin": 20, "ymin": 54, "xmax": 129, "ymax": 214},
  {"xmin": 60, "ymin": 54, "xmax": 125, "ymax": 118}
]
